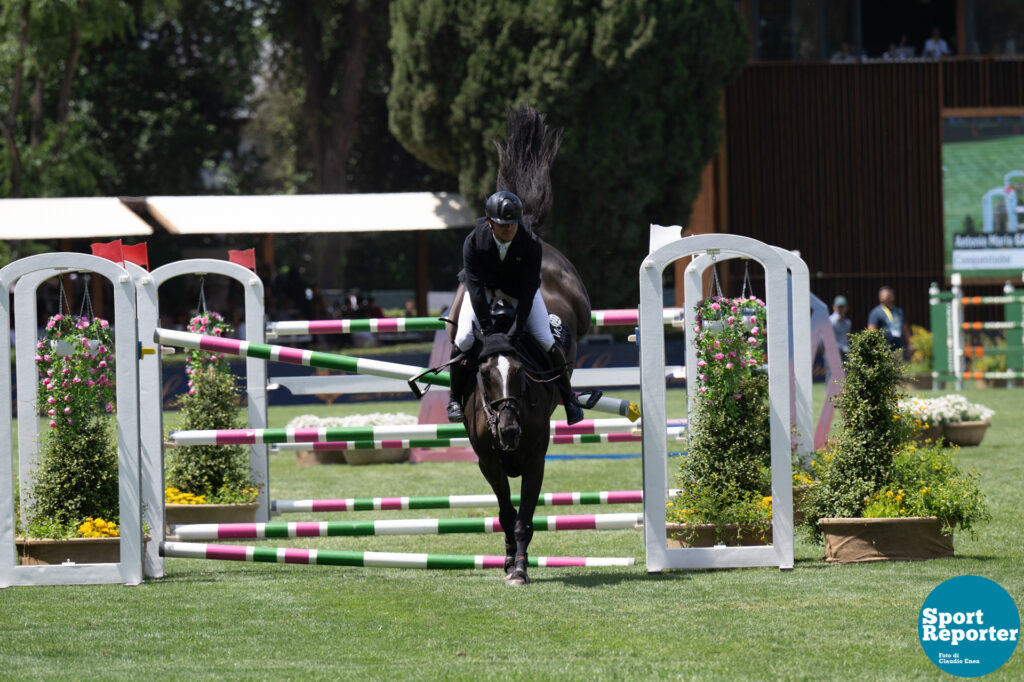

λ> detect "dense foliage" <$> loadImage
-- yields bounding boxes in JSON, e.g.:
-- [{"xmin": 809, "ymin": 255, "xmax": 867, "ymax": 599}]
[
  {"xmin": 389, "ymin": 0, "xmax": 748, "ymax": 306},
  {"xmin": 801, "ymin": 330, "xmax": 910, "ymax": 538},
  {"xmin": 668, "ymin": 295, "xmax": 771, "ymax": 539},
  {"xmin": 28, "ymin": 315, "xmax": 118, "ymax": 537},
  {"xmin": 165, "ymin": 313, "xmax": 257, "ymax": 503}
]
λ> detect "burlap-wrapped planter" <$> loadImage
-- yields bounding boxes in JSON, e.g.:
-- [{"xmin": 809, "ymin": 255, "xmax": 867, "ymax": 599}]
[
  {"xmin": 942, "ymin": 420, "xmax": 990, "ymax": 447},
  {"xmin": 16, "ymin": 536, "xmax": 149, "ymax": 565},
  {"xmin": 296, "ymin": 449, "xmax": 347, "ymax": 466},
  {"xmin": 666, "ymin": 522, "xmax": 772, "ymax": 548},
  {"xmin": 344, "ymin": 448, "xmax": 410, "ymax": 465},
  {"xmin": 820, "ymin": 516, "xmax": 953, "ymax": 563}
]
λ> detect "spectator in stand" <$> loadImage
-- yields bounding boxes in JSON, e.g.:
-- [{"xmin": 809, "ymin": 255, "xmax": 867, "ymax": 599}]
[
  {"xmin": 366, "ymin": 297, "xmax": 385, "ymax": 319},
  {"xmin": 867, "ymin": 285, "xmax": 910, "ymax": 358},
  {"xmin": 923, "ymin": 27, "xmax": 951, "ymax": 59},
  {"xmin": 829, "ymin": 295, "xmax": 852, "ymax": 360},
  {"xmin": 403, "ymin": 299, "xmax": 417, "ymax": 317}
]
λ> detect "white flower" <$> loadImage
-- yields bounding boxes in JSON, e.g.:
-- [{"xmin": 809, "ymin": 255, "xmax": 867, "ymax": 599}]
[
  {"xmin": 899, "ymin": 394, "xmax": 994, "ymax": 425},
  {"xmin": 285, "ymin": 412, "xmax": 418, "ymax": 429}
]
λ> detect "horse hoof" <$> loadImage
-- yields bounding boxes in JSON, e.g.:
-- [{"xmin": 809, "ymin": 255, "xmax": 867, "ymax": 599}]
[{"xmin": 505, "ymin": 570, "xmax": 530, "ymax": 586}]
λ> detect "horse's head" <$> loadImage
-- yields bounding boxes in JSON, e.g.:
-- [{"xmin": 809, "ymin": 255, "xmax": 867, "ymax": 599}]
[{"xmin": 476, "ymin": 345, "xmax": 524, "ymax": 452}]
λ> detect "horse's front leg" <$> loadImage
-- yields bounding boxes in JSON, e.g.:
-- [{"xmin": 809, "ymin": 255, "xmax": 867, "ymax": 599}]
[
  {"xmin": 507, "ymin": 454, "xmax": 546, "ymax": 585},
  {"xmin": 476, "ymin": 456, "xmax": 518, "ymax": 577}
]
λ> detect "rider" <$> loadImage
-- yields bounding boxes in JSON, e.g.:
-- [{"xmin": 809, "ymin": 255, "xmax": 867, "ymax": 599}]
[{"xmin": 446, "ymin": 190, "xmax": 585, "ymax": 425}]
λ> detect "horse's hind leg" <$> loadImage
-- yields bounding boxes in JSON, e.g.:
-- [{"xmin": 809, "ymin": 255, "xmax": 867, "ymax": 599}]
[
  {"xmin": 477, "ymin": 457, "xmax": 518, "ymax": 577},
  {"xmin": 508, "ymin": 456, "xmax": 546, "ymax": 585}
]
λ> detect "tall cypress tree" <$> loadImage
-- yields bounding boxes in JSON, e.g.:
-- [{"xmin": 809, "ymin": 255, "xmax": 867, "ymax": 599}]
[{"xmin": 388, "ymin": 0, "xmax": 748, "ymax": 306}]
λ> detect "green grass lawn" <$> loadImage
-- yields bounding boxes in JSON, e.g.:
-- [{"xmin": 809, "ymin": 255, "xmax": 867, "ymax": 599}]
[{"xmin": 2, "ymin": 386, "xmax": 1022, "ymax": 680}]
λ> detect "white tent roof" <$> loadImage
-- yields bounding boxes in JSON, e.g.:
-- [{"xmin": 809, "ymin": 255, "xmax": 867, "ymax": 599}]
[
  {"xmin": 0, "ymin": 197, "xmax": 153, "ymax": 240},
  {"xmin": 146, "ymin": 192, "xmax": 476, "ymax": 234}
]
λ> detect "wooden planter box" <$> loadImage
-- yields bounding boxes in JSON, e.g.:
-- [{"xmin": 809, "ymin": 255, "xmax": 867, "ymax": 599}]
[
  {"xmin": 344, "ymin": 448, "xmax": 410, "ymax": 465},
  {"xmin": 666, "ymin": 522, "xmax": 772, "ymax": 548},
  {"xmin": 819, "ymin": 516, "xmax": 953, "ymax": 563},
  {"xmin": 296, "ymin": 449, "xmax": 348, "ymax": 466},
  {"xmin": 16, "ymin": 536, "xmax": 149, "ymax": 566},
  {"xmin": 942, "ymin": 420, "xmax": 990, "ymax": 447},
  {"xmin": 165, "ymin": 502, "xmax": 259, "ymax": 529}
]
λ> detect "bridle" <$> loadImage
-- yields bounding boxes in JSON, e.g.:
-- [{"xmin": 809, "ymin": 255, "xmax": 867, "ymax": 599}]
[{"xmin": 477, "ymin": 361, "xmax": 521, "ymax": 440}]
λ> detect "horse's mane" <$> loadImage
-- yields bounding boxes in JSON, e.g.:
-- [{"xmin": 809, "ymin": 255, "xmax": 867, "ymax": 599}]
[{"xmin": 494, "ymin": 104, "xmax": 562, "ymax": 237}]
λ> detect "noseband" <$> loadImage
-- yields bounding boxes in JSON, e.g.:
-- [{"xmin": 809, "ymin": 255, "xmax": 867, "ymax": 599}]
[{"xmin": 477, "ymin": 362, "xmax": 521, "ymax": 439}]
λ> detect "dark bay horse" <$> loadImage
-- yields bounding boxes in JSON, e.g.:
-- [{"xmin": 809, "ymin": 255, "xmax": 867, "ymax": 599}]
[{"xmin": 447, "ymin": 106, "xmax": 592, "ymax": 584}]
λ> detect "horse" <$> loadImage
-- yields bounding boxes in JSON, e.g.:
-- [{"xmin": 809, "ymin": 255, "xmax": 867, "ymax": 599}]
[{"xmin": 446, "ymin": 105, "xmax": 592, "ymax": 585}]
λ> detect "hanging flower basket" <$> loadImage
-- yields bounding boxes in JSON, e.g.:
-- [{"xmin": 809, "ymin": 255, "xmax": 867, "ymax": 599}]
[
  {"xmin": 942, "ymin": 420, "xmax": 990, "ymax": 447},
  {"xmin": 819, "ymin": 516, "xmax": 953, "ymax": 563}
]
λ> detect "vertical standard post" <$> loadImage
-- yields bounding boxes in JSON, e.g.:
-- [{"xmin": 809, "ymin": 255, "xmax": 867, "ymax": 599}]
[
  {"xmin": 951, "ymin": 273, "xmax": 964, "ymax": 391},
  {"xmin": 929, "ymin": 282, "xmax": 952, "ymax": 391},
  {"xmin": 1004, "ymin": 281, "xmax": 1022, "ymax": 389}
]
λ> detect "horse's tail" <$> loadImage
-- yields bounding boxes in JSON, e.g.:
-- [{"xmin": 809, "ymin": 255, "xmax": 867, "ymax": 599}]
[{"xmin": 495, "ymin": 104, "xmax": 562, "ymax": 236}]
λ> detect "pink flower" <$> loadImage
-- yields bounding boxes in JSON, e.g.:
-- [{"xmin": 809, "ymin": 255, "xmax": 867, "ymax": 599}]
[
  {"xmin": 63, "ymin": 395, "xmax": 72, "ymax": 402},
  {"xmin": 61, "ymin": 368, "xmax": 69, "ymax": 375},
  {"xmin": 733, "ymin": 393, "xmax": 742, "ymax": 399},
  {"xmin": 212, "ymin": 328, "xmax": 222, "ymax": 336},
  {"xmin": 748, "ymin": 359, "xmax": 758, "ymax": 366},
  {"xmin": 47, "ymin": 397, "xmax": 56, "ymax": 405},
  {"xmin": 714, "ymin": 353, "xmax": 725, "ymax": 361},
  {"xmin": 696, "ymin": 360, "xmax": 706, "ymax": 368},
  {"xmin": 36, "ymin": 342, "xmax": 43, "ymax": 350},
  {"xmin": 54, "ymin": 314, "xmax": 63, "ymax": 321},
  {"xmin": 749, "ymin": 316, "xmax": 757, "ymax": 323},
  {"xmin": 87, "ymin": 380, "xmax": 95, "ymax": 387},
  {"xmin": 47, "ymin": 409, "xmax": 55, "ymax": 416},
  {"xmin": 98, "ymin": 360, "xmax": 107, "ymax": 368},
  {"xmin": 46, "ymin": 370, "xmax": 54, "ymax": 377},
  {"xmin": 64, "ymin": 407, "xmax": 71, "ymax": 415},
  {"xmin": 710, "ymin": 303, "xmax": 720, "ymax": 311},
  {"xmin": 34, "ymin": 355, "xmax": 42, "ymax": 362},
  {"xmin": 750, "ymin": 327, "xmax": 760, "ymax": 335},
  {"xmin": 66, "ymin": 419, "xmax": 73, "ymax": 425},
  {"xmin": 188, "ymin": 388, "xmax": 196, "ymax": 396},
  {"xmin": 730, "ymin": 306, "xmax": 738, "ymax": 313},
  {"xmin": 100, "ymin": 320, "xmax": 108, "ymax": 327},
  {"xmin": 105, "ymin": 402, "xmax": 114, "ymax": 413},
  {"xmin": 699, "ymin": 386, "xmax": 707, "ymax": 394},
  {"xmin": 728, "ymin": 351, "xmax": 737, "ymax": 358},
  {"xmin": 61, "ymin": 381, "xmax": 69, "ymax": 388},
  {"xmin": 98, "ymin": 346, "xmax": 107, "ymax": 354},
  {"xmin": 48, "ymin": 420, "xmax": 57, "ymax": 428},
  {"xmin": 43, "ymin": 355, "xmax": 51, "ymax": 362},
  {"xmin": 713, "ymin": 340, "xmax": 720, "ymax": 348},
  {"xmin": 46, "ymin": 321, "xmax": 56, "ymax": 329},
  {"xmin": 72, "ymin": 377, "xmax": 81, "ymax": 384},
  {"xmin": 727, "ymin": 316, "xmax": 735, "ymax": 324},
  {"xmin": 726, "ymin": 362, "xmax": 734, "ymax": 370},
  {"xmin": 699, "ymin": 374, "xmax": 708, "ymax": 382},
  {"xmin": 747, "ymin": 337, "xmax": 757, "ymax": 345}
]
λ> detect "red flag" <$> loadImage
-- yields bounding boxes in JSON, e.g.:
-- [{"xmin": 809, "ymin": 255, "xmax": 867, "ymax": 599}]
[
  {"xmin": 122, "ymin": 242, "xmax": 149, "ymax": 270},
  {"xmin": 228, "ymin": 248, "xmax": 256, "ymax": 272},
  {"xmin": 90, "ymin": 240, "xmax": 123, "ymax": 264}
]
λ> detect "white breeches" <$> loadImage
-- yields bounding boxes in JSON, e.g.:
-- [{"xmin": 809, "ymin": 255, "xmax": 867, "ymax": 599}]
[{"xmin": 454, "ymin": 289, "xmax": 555, "ymax": 352}]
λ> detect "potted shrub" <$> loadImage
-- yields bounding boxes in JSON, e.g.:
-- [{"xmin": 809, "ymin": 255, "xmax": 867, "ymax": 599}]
[
  {"xmin": 667, "ymin": 295, "xmax": 773, "ymax": 546},
  {"xmin": 901, "ymin": 394, "xmax": 995, "ymax": 447},
  {"xmin": 164, "ymin": 313, "xmax": 259, "ymax": 526},
  {"xmin": 18, "ymin": 314, "xmax": 124, "ymax": 564},
  {"xmin": 802, "ymin": 330, "xmax": 990, "ymax": 562},
  {"xmin": 286, "ymin": 412, "xmax": 418, "ymax": 466}
]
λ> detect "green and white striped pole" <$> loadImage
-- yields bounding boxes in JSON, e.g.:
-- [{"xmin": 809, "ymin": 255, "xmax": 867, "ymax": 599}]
[
  {"xmin": 170, "ymin": 512, "xmax": 645, "ymax": 540},
  {"xmin": 160, "ymin": 541, "xmax": 635, "ymax": 569}
]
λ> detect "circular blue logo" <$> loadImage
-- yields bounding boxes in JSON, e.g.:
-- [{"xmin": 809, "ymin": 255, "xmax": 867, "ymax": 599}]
[{"xmin": 919, "ymin": 575, "xmax": 1020, "ymax": 677}]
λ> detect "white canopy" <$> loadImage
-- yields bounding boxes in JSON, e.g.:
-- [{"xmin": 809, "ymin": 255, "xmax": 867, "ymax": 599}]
[
  {"xmin": 145, "ymin": 192, "xmax": 476, "ymax": 234},
  {"xmin": 0, "ymin": 197, "xmax": 152, "ymax": 240}
]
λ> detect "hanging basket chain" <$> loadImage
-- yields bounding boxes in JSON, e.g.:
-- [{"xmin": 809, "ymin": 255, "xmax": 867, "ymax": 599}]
[
  {"xmin": 196, "ymin": 276, "xmax": 208, "ymax": 317},
  {"xmin": 78, "ymin": 275, "xmax": 95, "ymax": 321}
]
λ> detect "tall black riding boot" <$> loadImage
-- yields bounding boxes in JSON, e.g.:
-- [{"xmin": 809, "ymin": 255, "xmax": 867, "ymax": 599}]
[
  {"xmin": 446, "ymin": 348, "xmax": 467, "ymax": 422},
  {"xmin": 548, "ymin": 345, "xmax": 584, "ymax": 425}
]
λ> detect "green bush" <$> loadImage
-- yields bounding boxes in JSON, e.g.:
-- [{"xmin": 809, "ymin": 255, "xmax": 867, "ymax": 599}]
[
  {"xmin": 27, "ymin": 314, "xmax": 118, "ymax": 537},
  {"xmin": 668, "ymin": 296, "xmax": 771, "ymax": 540},
  {"xmin": 165, "ymin": 313, "xmax": 257, "ymax": 503}
]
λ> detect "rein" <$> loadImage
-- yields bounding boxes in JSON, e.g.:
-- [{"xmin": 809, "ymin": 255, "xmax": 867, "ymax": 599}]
[{"xmin": 476, "ymin": 369, "xmax": 520, "ymax": 435}]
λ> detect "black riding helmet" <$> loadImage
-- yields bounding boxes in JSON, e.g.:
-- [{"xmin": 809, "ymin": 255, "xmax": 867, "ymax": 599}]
[{"xmin": 485, "ymin": 190, "xmax": 523, "ymax": 224}]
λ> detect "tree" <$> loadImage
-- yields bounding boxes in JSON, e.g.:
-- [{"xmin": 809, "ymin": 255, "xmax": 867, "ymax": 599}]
[
  {"xmin": 389, "ymin": 1, "xmax": 748, "ymax": 306},
  {"xmin": 0, "ymin": 0, "xmax": 134, "ymax": 197}
]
